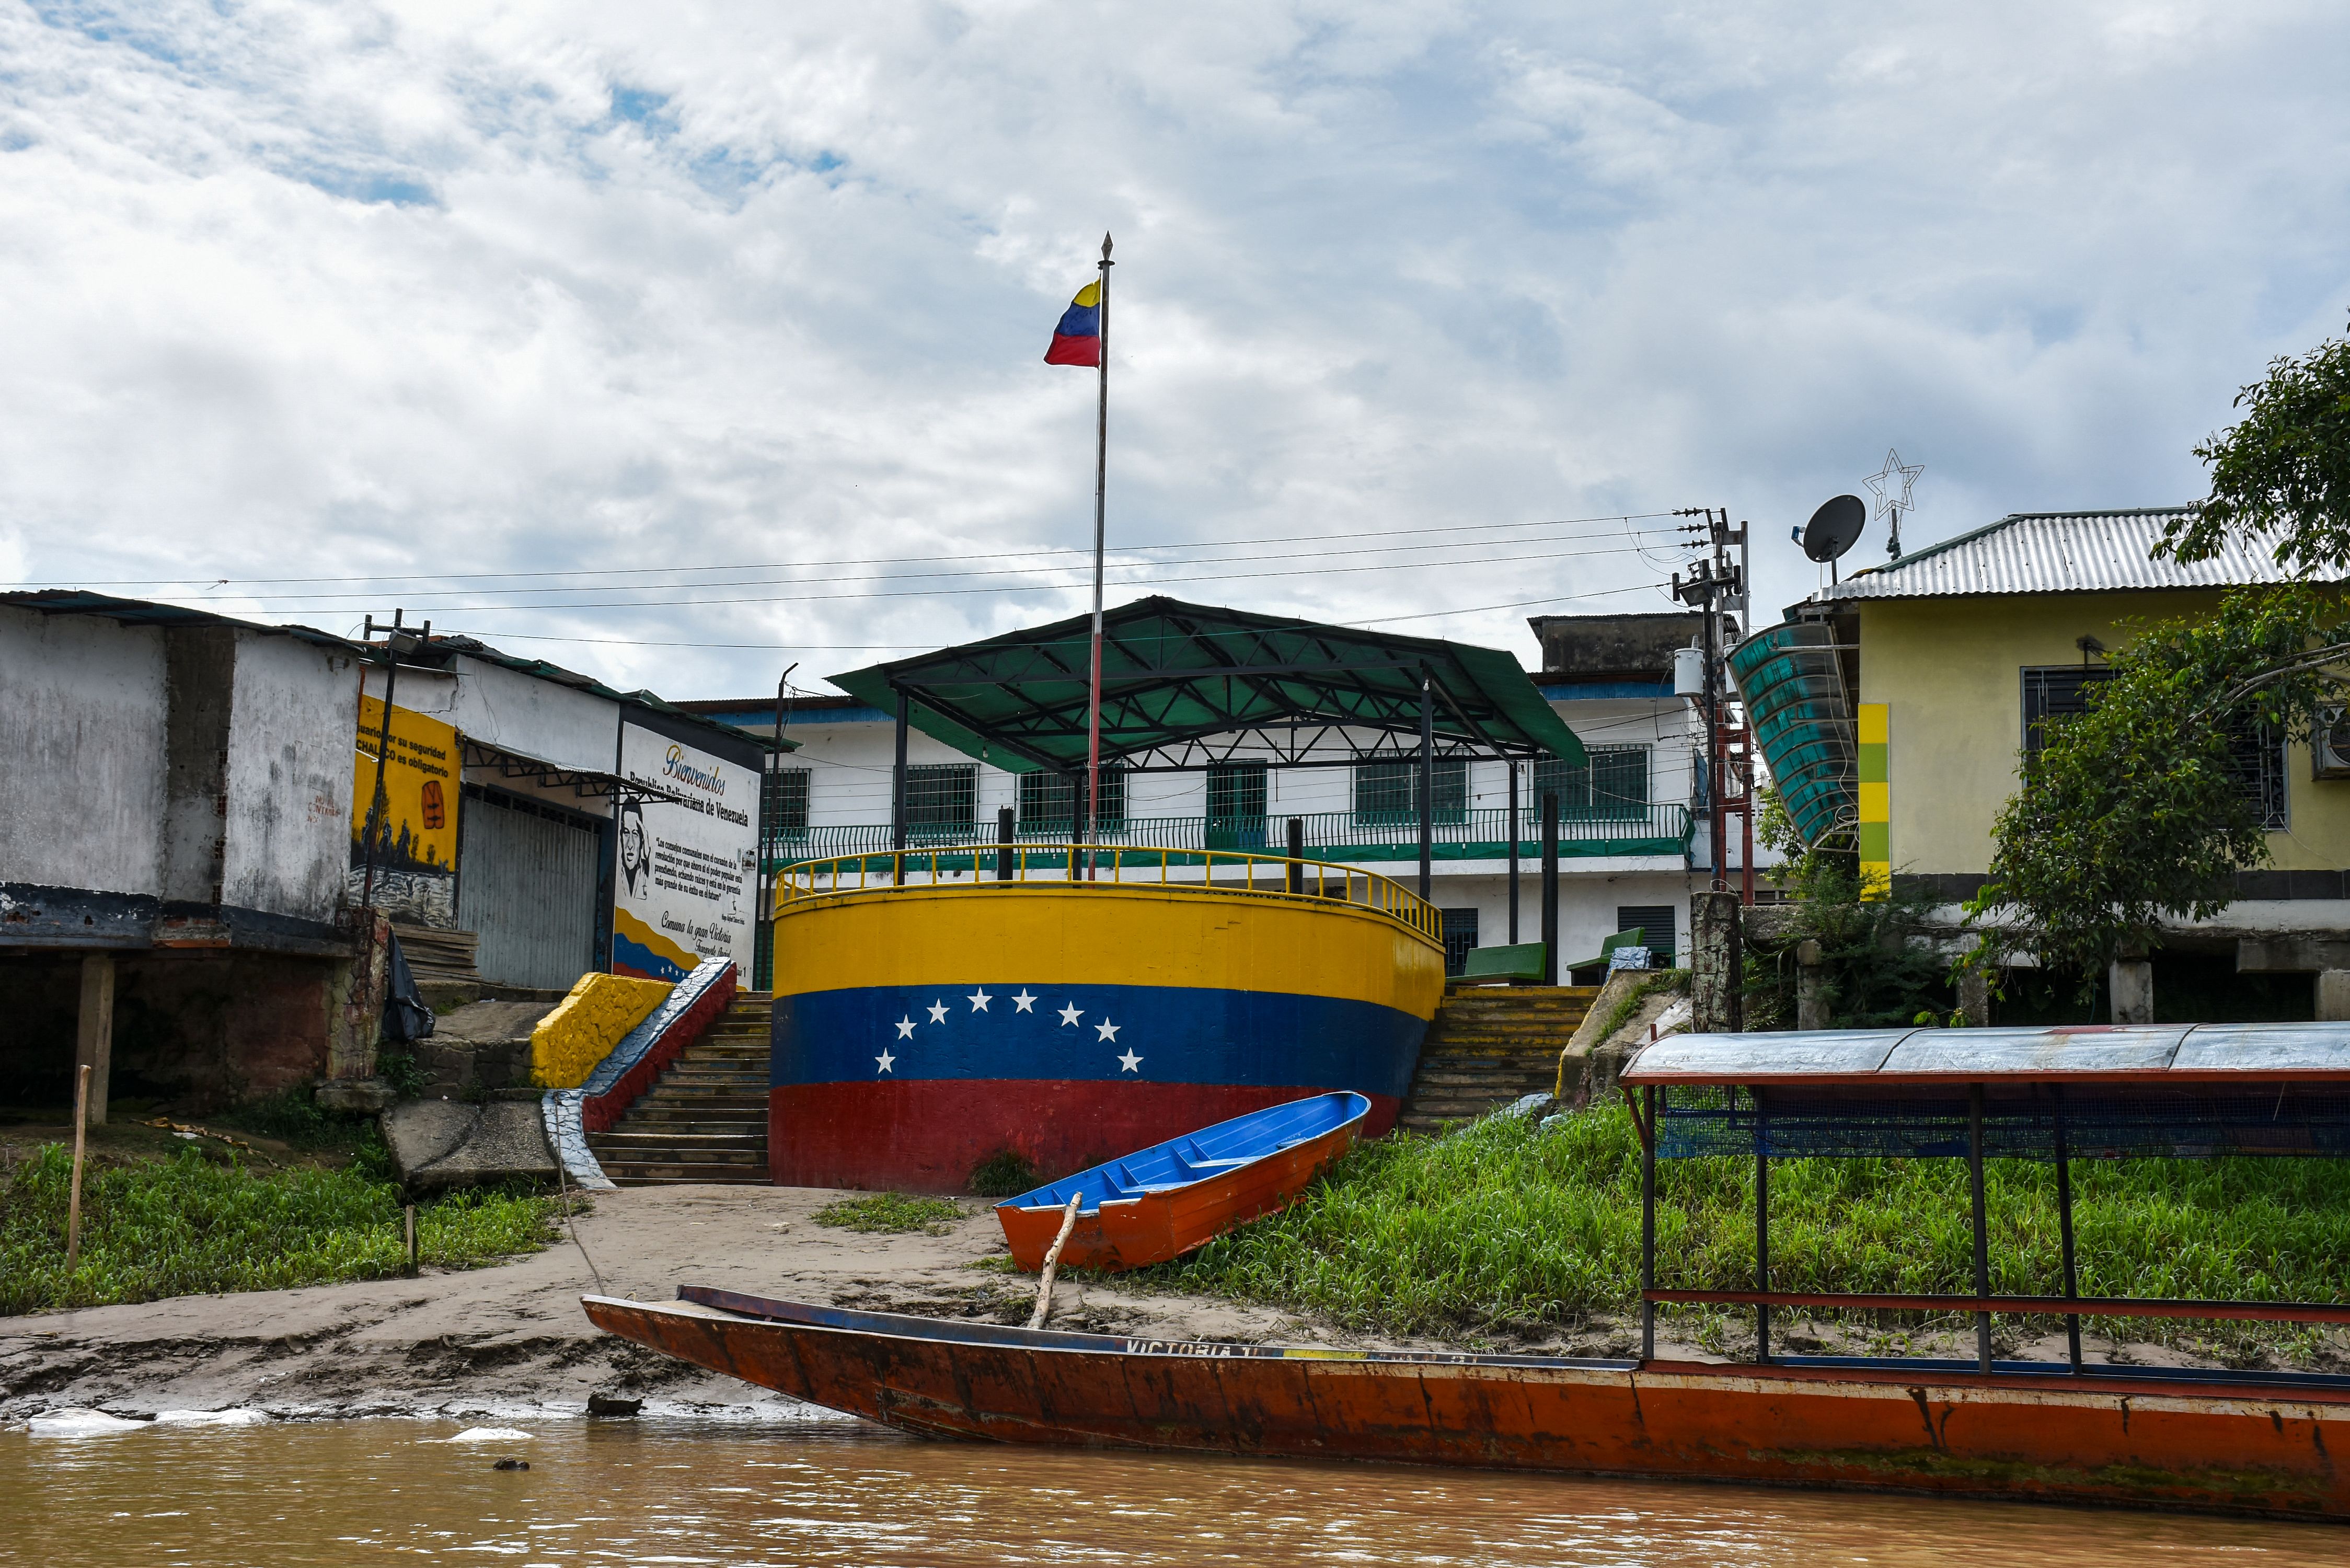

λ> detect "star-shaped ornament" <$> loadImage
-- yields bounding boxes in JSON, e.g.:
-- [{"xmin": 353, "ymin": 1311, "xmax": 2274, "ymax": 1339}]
[
  {"xmin": 926, "ymin": 1000, "xmax": 950, "ymax": 1025},
  {"xmin": 967, "ymin": 988, "xmax": 992, "ymax": 1012},
  {"xmin": 894, "ymin": 1016, "xmax": 916, "ymax": 1040},
  {"xmin": 1116, "ymin": 1048, "xmax": 1143, "ymax": 1073},
  {"xmin": 1058, "ymin": 1002, "xmax": 1084, "ymax": 1027},
  {"xmin": 1095, "ymin": 1018, "xmax": 1121, "ymax": 1043},
  {"xmin": 875, "ymin": 1048, "xmax": 896, "ymax": 1074},
  {"xmin": 1011, "ymin": 989, "xmax": 1038, "ymax": 1013}
]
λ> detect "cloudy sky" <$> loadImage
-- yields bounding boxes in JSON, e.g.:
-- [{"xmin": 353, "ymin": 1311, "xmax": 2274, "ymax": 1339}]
[{"xmin": 3, "ymin": 1, "xmax": 2344, "ymax": 697}]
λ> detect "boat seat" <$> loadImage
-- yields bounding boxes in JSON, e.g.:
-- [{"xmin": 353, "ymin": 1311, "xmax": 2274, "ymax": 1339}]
[{"xmin": 1181, "ymin": 1157, "xmax": 1251, "ymax": 1169}]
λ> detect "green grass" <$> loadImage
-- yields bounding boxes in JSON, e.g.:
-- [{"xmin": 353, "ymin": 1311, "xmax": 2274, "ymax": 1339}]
[
  {"xmin": 0, "ymin": 1140, "xmax": 565, "ymax": 1316},
  {"xmin": 1153, "ymin": 1100, "xmax": 2350, "ymax": 1365},
  {"xmin": 814, "ymin": 1192, "xmax": 967, "ymax": 1235}
]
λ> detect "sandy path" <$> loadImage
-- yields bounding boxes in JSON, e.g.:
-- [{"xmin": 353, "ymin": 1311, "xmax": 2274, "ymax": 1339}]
[{"xmin": 0, "ymin": 1184, "xmax": 1428, "ymax": 1423}]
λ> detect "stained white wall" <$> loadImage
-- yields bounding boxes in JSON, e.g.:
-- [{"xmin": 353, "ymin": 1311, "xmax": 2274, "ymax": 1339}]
[
  {"xmin": 221, "ymin": 631, "xmax": 361, "ymax": 923},
  {"xmin": 0, "ymin": 607, "xmax": 168, "ymax": 896},
  {"xmin": 364, "ymin": 654, "xmax": 620, "ymax": 775}
]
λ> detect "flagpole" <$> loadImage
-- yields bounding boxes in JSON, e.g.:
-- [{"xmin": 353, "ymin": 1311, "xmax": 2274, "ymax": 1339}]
[{"xmin": 1087, "ymin": 232, "xmax": 1113, "ymax": 877}]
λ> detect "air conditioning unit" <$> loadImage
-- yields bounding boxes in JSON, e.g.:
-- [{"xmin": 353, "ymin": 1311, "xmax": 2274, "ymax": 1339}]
[{"xmin": 2314, "ymin": 706, "xmax": 2350, "ymax": 780}]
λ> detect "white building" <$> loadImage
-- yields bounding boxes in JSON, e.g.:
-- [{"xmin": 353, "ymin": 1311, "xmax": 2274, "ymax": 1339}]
[{"xmin": 685, "ymin": 608, "xmax": 1750, "ymax": 979}]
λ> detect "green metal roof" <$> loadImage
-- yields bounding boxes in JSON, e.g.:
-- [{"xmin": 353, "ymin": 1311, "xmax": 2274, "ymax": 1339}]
[
  {"xmin": 1728, "ymin": 619, "xmax": 1856, "ymax": 850},
  {"xmin": 829, "ymin": 595, "xmax": 1587, "ymax": 774}
]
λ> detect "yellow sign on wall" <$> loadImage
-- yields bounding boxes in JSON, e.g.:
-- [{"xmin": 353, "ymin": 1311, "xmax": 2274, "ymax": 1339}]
[{"xmin": 351, "ymin": 695, "xmax": 461, "ymax": 874}]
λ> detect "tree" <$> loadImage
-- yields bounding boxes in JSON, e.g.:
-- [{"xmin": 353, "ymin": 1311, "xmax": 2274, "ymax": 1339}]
[
  {"xmin": 1963, "ymin": 586, "xmax": 2339, "ymax": 994},
  {"xmin": 2157, "ymin": 318, "xmax": 2350, "ymax": 574}
]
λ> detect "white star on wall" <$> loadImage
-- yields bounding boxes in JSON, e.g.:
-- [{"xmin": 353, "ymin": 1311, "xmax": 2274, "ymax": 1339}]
[
  {"xmin": 1012, "ymin": 990, "xmax": 1037, "ymax": 1013},
  {"xmin": 1096, "ymin": 1018, "xmax": 1121, "ymax": 1043},
  {"xmin": 1058, "ymin": 1002, "xmax": 1084, "ymax": 1027},
  {"xmin": 967, "ymin": 988, "xmax": 992, "ymax": 1012},
  {"xmin": 875, "ymin": 1048, "xmax": 896, "ymax": 1074},
  {"xmin": 895, "ymin": 1016, "xmax": 916, "ymax": 1040},
  {"xmin": 927, "ymin": 1000, "xmax": 950, "ymax": 1025},
  {"xmin": 1117, "ymin": 1048, "xmax": 1143, "ymax": 1073}
]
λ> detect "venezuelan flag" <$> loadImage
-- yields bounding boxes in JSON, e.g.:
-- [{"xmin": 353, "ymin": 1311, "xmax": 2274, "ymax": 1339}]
[{"xmin": 1044, "ymin": 281, "xmax": 1100, "ymax": 366}]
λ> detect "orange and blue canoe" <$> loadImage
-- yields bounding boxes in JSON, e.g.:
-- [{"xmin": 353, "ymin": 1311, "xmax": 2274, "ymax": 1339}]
[{"xmin": 993, "ymin": 1091, "xmax": 1368, "ymax": 1272}]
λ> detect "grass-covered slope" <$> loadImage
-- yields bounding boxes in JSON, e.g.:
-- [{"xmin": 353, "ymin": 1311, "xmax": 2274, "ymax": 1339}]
[
  {"xmin": 1, "ymin": 1140, "xmax": 563, "ymax": 1315},
  {"xmin": 1154, "ymin": 1100, "xmax": 2350, "ymax": 1364}
]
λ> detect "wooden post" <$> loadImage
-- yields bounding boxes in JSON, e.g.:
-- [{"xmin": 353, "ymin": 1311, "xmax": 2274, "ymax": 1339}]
[
  {"xmin": 1028, "ymin": 1193, "xmax": 1082, "ymax": 1330},
  {"xmin": 75, "ymin": 954, "xmax": 115, "ymax": 1128},
  {"xmin": 1969, "ymin": 1083, "xmax": 1992, "ymax": 1373},
  {"xmin": 65, "ymin": 1063, "xmax": 91, "ymax": 1278},
  {"xmin": 405, "ymin": 1204, "xmax": 419, "ymax": 1276}
]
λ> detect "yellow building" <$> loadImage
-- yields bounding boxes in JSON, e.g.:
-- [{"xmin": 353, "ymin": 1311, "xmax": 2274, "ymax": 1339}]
[{"xmin": 1734, "ymin": 507, "xmax": 2350, "ymax": 1020}]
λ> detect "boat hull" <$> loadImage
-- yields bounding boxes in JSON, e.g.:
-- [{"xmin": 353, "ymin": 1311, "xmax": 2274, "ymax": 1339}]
[
  {"xmin": 583, "ymin": 1291, "xmax": 2350, "ymax": 1521},
  {"xmin": 995, "ymin": 1100, "xmax": 1364, "ymax": 1272}
]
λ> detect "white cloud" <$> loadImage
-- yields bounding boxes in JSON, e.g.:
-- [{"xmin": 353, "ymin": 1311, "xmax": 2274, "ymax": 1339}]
[{"xmin": 1, "ymin": 0, "xmax": 2345, "ymax": 695}]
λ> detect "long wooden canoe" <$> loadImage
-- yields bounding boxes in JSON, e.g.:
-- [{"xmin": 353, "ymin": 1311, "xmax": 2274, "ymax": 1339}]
[
  {"xmin": 584, "ymin": 1288, "xmax": 2350, "ymax": 1521},
  {"xmin": 994, "ymin": 1091, "xmax": 1368, "ymax": 1272}
]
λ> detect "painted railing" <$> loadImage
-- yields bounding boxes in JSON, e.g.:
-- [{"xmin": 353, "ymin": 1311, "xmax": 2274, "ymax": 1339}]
[
  {"xmin": 772, "ymin": 845, "xmax": 1444, "ymax": 945},
  {"xmin": 764, "ymin": 803, "xmax": 1691, "ymax": 871}
]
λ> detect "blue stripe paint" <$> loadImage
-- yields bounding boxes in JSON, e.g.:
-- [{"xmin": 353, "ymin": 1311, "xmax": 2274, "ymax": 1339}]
[
  {"xmin": 613, "ymin": 929, "xmax": 690, "ymax": 983},
  {"xmin": 1054, "ymin": 302, "xmax": 1100, "ymax": 337},
  {"xmin": 774, "ymin": 984, "xmax": 1425, "ymax": 1097}
]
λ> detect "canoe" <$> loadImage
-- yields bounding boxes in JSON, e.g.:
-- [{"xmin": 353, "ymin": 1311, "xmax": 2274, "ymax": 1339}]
[
  {"xmin": 583, "ymin": 1288, "xmax": 2350, "ymax": 1521},
  {"xmin": 993, "ymin": 1091, "xmax": 1368, "ymax": 1272}
]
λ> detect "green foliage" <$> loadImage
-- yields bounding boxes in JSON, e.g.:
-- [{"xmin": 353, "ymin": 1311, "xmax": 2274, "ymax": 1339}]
[
  {"xmin": 967, "ymin": 1148, "xmax": 1040, "ymax": 1198},
  {"xmin": 1592, "ymin": 971, "xmax": 1687, "ymax": 1045},
  {"xmin": 2158, "ymin": 317, "xmax": 2350, "ymax": 575},
  {"xmin": 214, "ymin": 1088, "xmax": 372, "ymax": 1151},
  {"xmin": 1156, "ymin": 1101, "xmax": 2350, "ymax": 1362},
  {"xmin": 0, "ymin": 1144, "xmax": 560, "ymax": 1315},
  {"xmin": 812, "ymin": 1191, "xmax": 966, "ymax": 1234},
  {"xmin": 1966, "ymin": 585, "xmax": 2340, "ymax": 993},
  {"xmin": 374, "ymin": 1047, "xmax": 430, "ymax": 1099},
  {"xmin": 1746, "ymin": 795, "xmax": 1956, "ymax": 1029}
]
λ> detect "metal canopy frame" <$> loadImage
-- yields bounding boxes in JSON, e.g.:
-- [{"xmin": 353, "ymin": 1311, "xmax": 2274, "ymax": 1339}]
[
  {"xmin": 830, "ymin": 596, "xmax": 1589, "ymax": 897},
  {"xmin": 460, "ymin": 737, "xmax": 696, "ymax": 808}
]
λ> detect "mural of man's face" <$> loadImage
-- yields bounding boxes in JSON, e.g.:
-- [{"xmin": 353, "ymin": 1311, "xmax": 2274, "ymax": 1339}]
[{"xmin": 622, "ymin": 815, "xmax": 645, "ymax": 870}]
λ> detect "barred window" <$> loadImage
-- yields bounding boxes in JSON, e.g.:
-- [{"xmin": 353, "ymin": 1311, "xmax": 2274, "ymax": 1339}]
[
  {"xmin": 1533, "ymin": 746, "xmax": 1650, "ymax": 821},
  {"xmin": 905, "ymin": 764, "xmax": 976, "ymax": 833},
  {"xmin": 761, "ymin": 766, "xmax": 809, "ymax": 850},
  {"xmin": 1439, "ymin": 907, "xmax": 1480, "ymax": 976},
  {"xmin": 1017, "ymin": 767, "xmax": 1127, "ymax": 832},
  {"xmin": 2023, "ymin": 665, "xmax": 2285, "ymax": 831},
  {"xmin": 1352, "ymin": 759, "xmax": 1468, "ymax": 826}
]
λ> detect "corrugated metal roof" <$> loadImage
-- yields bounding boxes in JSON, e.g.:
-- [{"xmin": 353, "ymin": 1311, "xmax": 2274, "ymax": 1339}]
[
  {"xmin": 1621, "ymin": 1022, "xmax": 2350, "ymax": 1086},
  {"xmin": 1816, "ymin": 508, "xmax": 2298, "ymax": 601}
]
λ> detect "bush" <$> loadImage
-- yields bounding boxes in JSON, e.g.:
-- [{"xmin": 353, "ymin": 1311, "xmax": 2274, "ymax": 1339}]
[{"xmin": 967, "ymin": 1148, "xmax": 1039, "ymax": 1198}]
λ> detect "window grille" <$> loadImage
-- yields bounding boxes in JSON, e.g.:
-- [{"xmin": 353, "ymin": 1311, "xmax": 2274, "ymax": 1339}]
[
  {"xmin": 1439, "ymin": 907, "xmax": 1480, "ymax": 976},
  {"xmin": 1533, "ymin": 746, "xmax": 1650, "ymax": 821},
  {"xmin": 761, "ymin": 766, "xmax": 810, "ymax": 853},
  {"xmin": 1351, "ymin": 759, "xmax": 1468, "ymax": 826},
  {"xmin": 2022, "ymin": 666, "xmax": 2286, "ymax": 831},
  {"xmin": 905, "ymin": 764, "xmax": 976, "ymax": 833},
  {"xmin": 1018, "ymin": 766, "xmax": 1127, "ymax": 832}
]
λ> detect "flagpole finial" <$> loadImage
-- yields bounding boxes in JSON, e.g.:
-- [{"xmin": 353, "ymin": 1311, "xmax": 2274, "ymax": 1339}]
[{"xmin": 1100, "ymin": 232, "xmax": 1113, "ymax": 263}]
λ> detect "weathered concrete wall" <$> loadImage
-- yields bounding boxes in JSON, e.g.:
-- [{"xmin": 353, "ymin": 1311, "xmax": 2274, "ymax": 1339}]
[
  {"xmin": 368, "ymin": 657, "xmax": 619, "ymax": 776},
  {"xmin": 0, "ymin": 607, "xmax": 167, "ymax": 896},
  {"xmin": 222, "ymin": 631, "xmax": 359, "ymax": 924},
  {"xmin": 160, "ymin": 625, "xmax": 236, "ymax": 906}
]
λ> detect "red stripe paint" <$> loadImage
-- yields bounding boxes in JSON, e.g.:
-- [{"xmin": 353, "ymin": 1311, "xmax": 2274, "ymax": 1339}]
[
  {"xmin": 583, "ymin": 967, "xmax": 737, "ymax": 1135},
  {"xmin": 770, "ymin": 1079, "xmax": 1401, "ymax": 1193},
  {"xmin": 1044, "ymin": 332, "xmax": 1099, "ymax": 366}
]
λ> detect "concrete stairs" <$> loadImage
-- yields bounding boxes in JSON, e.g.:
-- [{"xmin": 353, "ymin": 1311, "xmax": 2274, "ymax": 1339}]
[
  {"xmin": 585, "ymin": 990, "xmax": 773, "ymax": 1186},
  {"xmin": 1396, "ymin": 986, "xmax": 1600, "ymax": 1135}
]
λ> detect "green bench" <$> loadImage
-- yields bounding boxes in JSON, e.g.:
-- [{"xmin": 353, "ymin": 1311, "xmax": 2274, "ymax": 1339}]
[
  {"xmin": 1454, "ymin": 942, "xmax": 1548, "ymax": 987},
  {"xmin": 1563, "ymin": 927, "xmax": 1648, "ymax": 985}
]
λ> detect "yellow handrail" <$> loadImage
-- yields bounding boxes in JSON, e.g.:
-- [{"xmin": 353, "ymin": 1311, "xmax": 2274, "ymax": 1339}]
[{"xmin": 770, "ymin": 843, "xmax": 1443, "ymax": 944}]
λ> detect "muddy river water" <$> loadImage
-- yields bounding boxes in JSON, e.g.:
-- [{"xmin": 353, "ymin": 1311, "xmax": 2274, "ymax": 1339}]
[{"xmin": 7, "ymin": 1413, "xmax": 2342, "ymax": 1566}]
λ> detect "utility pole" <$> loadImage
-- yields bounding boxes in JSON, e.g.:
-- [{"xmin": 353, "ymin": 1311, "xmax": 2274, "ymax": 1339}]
[
  {"xmin": 1671, "ymin": 510, "xmax": 1744, "ymax": 896},
  {"xmin": 358, "ymin": 610, "xmax": 431, "ymax": 914}
]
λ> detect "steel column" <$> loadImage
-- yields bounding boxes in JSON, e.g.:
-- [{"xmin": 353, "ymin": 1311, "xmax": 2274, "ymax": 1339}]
[
  {"xmin": 2056, "ymin": 1093, "xmax": 2082, "ymax": 1373},
  {"xmin": 1286, "ymin": 816, "xmax": 1305, "ymax": 894},
  {"xmin": 1539, "ymin": 793, "xmax": 1559, "ymax": 984},
  {"xmin": 1417, "ymin": 672, "xmax": 1433, "ymax": 899},
  {"xmin": 891, "ymin": 690, "xmax": 910, "ymax": 885},
  {"xmin": 1754, "ymin": 1087, "xmax": 1770, "ymax": 1363},
  {"xmin": 996, "ymin": 805, "xmax": 1015, "ymax": 882},
  {"xmin": 1969, "ymin": 1082, "xmax": 1992, "ymax": 1373},
  {"xmin": 1640, "ymin": 1085, "xmax": 1658, "ymax": 1362},
  {"xmin": 1507, "ymin": 762, "xmax": 1520, "ymax": 943}
]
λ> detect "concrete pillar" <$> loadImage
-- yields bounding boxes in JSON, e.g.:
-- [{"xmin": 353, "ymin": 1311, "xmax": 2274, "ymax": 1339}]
[
  {"xmin": 76, "ymin": 953, "xmax": 115, "ymax": 1126},
  {"xmin": 2108, "ymin": 958, "xmax": 2154, "ymax": 1025},
  {"xmin": 1955, "ymin": 969, "xmax": 1991, "ymax": 1028},
  {"xmin": 1691, "ymin": 891, "xmax": 1743, "ymax": 1032},
  {"xmin": 1794, "ymin": 939, "xmax": 1828, "ymax": 1029},
  {"xmin": 2316, "ymin": 970, "xmax": 2350, "ymax": 1022}
]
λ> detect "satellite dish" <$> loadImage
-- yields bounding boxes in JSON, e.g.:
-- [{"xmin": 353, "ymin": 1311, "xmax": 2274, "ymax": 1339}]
[{"xmin": 1801, "ymin": 494, "xmax": 1867, "ymax": 563}]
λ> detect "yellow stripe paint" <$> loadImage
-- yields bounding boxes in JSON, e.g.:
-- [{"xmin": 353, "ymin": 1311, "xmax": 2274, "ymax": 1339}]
[
  {"xmin": 1857, "ymin": 702, "xmax": 1891, "ymax": 901},
  {"xmin": 773, "ymin": 885, "xmax": 1445, "ymax": 1019}
]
